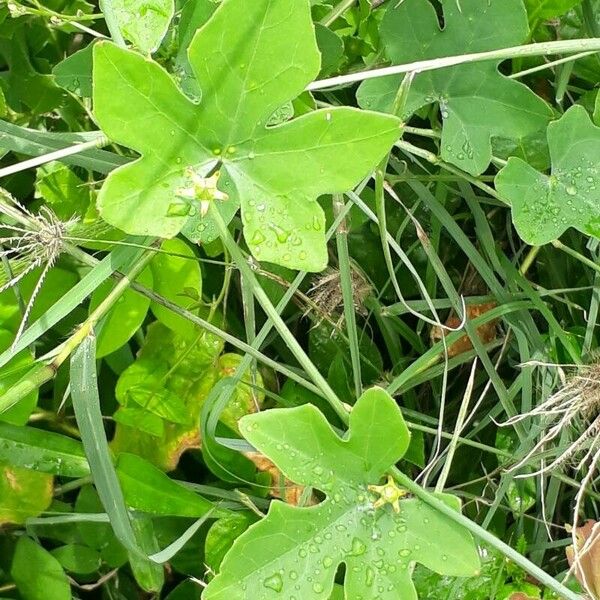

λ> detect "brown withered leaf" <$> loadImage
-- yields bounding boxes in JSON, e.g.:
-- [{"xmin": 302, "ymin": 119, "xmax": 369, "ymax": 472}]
[
  {"xmin": 245, "ymin": 451, "xmax": 315, "ymax": 506},
  {"xmin": 566, "ymin": 519, "xmax": 600, "ymax": 599},
  {"xmin": 430, "ymin": 301, "xmax": 498, "ymax": 358}
]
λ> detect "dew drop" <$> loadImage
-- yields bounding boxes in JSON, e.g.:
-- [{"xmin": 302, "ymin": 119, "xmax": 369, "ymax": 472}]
[
  {"xmin": 313, "ymin": 582, "xmax": 324, "ymax": 593},
  {"xmin": 323, "ymin": 556, "xmax": 333, "ymax": 568},
  {"xmin": 263, "ymin": 573, "xmax": 283, "ymax": 592},
  {"xmin": 269, "ymin": 223, "xmax": 291, "ymax": 243},
  {"xmin": 167, "ymin": 203, "xmax": 190, "ymax": 217},
  {"xmin": 566, "ymin": 185, "xmax": 577, "ymax": 196},
  {"xmin": 350, "ymin": 537, "xmax": 366, "ymax": 556},
  {"xmin": 365, "ymin": 566, "xmax": 375, "ymax": 587}
]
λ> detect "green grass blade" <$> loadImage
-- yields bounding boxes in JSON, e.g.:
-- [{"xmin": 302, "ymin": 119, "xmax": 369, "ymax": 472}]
[{"xmin": 70, "ymin": 333, "xmax": 145, "ymax": 558}]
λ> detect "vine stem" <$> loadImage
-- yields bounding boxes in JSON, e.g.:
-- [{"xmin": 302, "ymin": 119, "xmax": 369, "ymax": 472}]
[
  {"xmin": 307, "ymin": 38, "xmax": 600, "ymax": 90},
  {"xmin": 98, "ymin": 0, "xmax": 127, "ymax": 48},
  {"xmin": 319, "ymin": 0, "xmax": 356, "ymax": 26},
  {"xmin": 333, "ymin": 194, "xmax": 363, "ymax": 399},
  {"xmin": 208, "ymin": 203, "xmax": 350, "ymax": 423},
  {"xmin": 392, "ymin": 467, "xmax": 582, "ymax": 600}
]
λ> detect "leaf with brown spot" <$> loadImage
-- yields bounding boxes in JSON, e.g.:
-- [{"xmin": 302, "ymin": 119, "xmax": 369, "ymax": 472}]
[{"xmin": 0, "ymin": 462, "xmax": 53, "ymax": 525}]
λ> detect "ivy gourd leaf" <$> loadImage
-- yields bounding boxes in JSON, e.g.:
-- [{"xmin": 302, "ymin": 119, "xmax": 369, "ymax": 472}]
[
  {"xmin": 93, "ymin": 0, "xmax": 401, "ymax": 272},
  {"xmin": 111, "ymin": 0, "xmax": 174, "ymax": 54},
  {"xmin": 356, "ymin": 0, "xmax": 552, "ymax": 176},
  {"xmin": 496, "ymin": 106, "xmax": 600, "ymax": 245},
  {"xmin": 204, "ymin": 387, "xmax": 480, "ymax": 600}
]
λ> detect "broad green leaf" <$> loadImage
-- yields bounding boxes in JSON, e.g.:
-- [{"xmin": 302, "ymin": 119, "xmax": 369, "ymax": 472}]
[
  {"xmin": 0, "ymin": 463, "xmax": 53, "ymax": 524},
  {"xmin": 89, "ymin": 266, "xmax": 153, "ymax": 358},
  {"xmin": 111, "ymin": 0, "xmax": 174, "ymax": 54},
  {"xmin": 0, "ymin": 421, "xmax": 89, "ymax": 477},
  {"xmin": 50, "ymin": 544, "xmax": 101, "ymax": 574},
  {"xmin": 525, "ymin": 0, "xmax": 583, "ymax": 22},
  {"xmin": 204, "ymin": 388, "xmax": 480, "ymax": 600},
  {"xmin": 116, "ymin": 453, "xmax": 220, "ymax": 518},
  {"xmin": 150, "ymin": 238, "xmax": 202, "ymax": 338},
  {"xmin": 112, "ymin": 331, "xmax": 263, "ymax": 471},
  {"xmin": 52, "ymin": 43, "xmax": 94, "ymax": 97},
  {"xmin": 93, "ymin": 0, "xmax": 401, "ymax": 271},
  {"xmin": 205, "ymin": 513, "xmax": 257, "ymax": 573},
  {"xmin": 495, "ymin": 106, "xmax": 600, "ymax": 245},
  {"xmin": 357, "ymin": 0, "xmax": 552, "ymax": 175},
  {"xmin": 11, "ymin": 536, "xmax": 71, "ymax": 600}
]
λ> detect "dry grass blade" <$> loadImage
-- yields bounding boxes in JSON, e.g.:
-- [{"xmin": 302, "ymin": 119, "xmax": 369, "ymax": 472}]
[{"xmin": 501, "ymin": 361, "xmax": 600, "ymax": 597}]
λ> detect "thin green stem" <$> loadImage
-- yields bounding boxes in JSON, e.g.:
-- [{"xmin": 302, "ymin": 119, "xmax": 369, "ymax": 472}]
[
  {"xmin": 209, "ymin": 203, "xmax": 349, "ymax": 423},
  {"xmin": 308, "ymin": 38, "xmax": 600, "ymax": 90},
  {"xmin": 319, "ymin": 0, "xmax": 356, "ymax": 26},
  {"xmin": 333, "ymin": 195, "xmax": 362, "ymax": 399},
  {"xmin": 435, "ymin": 359, "xmax": 477, "ymax": 492},
  {"xmin": 99, "ymin": 0, "xmax": 127, "ymax": 47},
  {"xmin": 552, "ymin": 240, "xmax": 600, "ymax": 276},
  {"xmin": 395, "ymin": 140, "xmax": 502, "ymax": 201}
]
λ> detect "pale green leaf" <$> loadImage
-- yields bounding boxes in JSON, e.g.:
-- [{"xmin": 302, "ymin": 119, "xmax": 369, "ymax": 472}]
[
  {"xmin": 93, "ymin": 0, "xmax": 400, "ymax": 271},
  {"xmin": 357, "ymin": 0, "xmax": 552, "ymax": 175},
  {"xmin": 204, "ymin": 387, "xmax": 480, "ymax": 600},
  {"xmin": 111, "ymin": 0, "xmax": 174, "ymax": 53},
  {"xmin": 496, "ymin": 106, "xmax": 600, "ymax": 244}
]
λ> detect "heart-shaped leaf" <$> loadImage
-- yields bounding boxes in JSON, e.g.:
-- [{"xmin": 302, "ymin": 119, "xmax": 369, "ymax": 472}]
[
  {"xmin": 204, "ymin": 387, "xmax": 480, "ymax": 599},
  {"xmin": 496, "ymin": 106, "xmax": 600, "ymax": 245},
  {"xmin": 93, "ymin": 0, "xmax": 401, "ymax": 272},
  {"xmin": 357, "ymin": 0, "xmax": 552, "ymax": 175}
]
